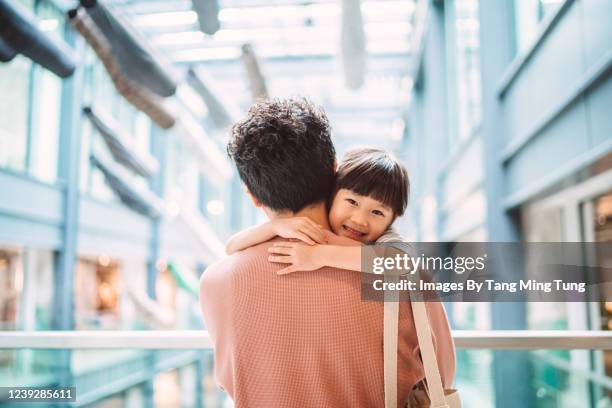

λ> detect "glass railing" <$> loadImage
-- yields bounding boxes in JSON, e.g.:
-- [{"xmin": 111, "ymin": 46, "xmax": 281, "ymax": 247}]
[
  {"xmin": 0, "ymin": 348, "xmax": 230, "ymax": 408},
  {"xmin": 0, "ymin": 330, "xmax": 610, "ymax": 408},
  {"xmin": 456, "ymin": 349, "xmax": 612, "ymax": 407}
]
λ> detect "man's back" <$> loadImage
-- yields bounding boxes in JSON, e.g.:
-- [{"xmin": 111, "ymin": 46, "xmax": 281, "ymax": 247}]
[{"xmin": 200, "ymin": 238, "xmax": 455, "ymax": 407}]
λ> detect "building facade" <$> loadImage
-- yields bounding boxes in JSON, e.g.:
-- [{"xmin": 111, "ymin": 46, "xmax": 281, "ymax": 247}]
[{"xmin": 401, "ymin": 1, "xmax": 612, "ymax": 407}]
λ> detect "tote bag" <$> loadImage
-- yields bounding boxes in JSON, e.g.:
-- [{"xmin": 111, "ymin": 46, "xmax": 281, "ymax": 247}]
[{"xmin": 384, "ymin": 297, "xmax": 461, "ymax": 408}]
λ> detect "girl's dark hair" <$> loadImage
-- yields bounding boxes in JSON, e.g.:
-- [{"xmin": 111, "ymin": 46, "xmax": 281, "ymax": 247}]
[
  {"xmin": 334, "ymin": 147, "xmax": 410, "ymax": 217},
  {"xmin": 227, "ymin": 98, "xmax": 336, "ymax": 213}
]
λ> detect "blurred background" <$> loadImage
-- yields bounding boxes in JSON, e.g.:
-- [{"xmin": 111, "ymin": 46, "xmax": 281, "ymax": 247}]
[{"xmin": 0, "ymin": 0, "xmax": 611, "ymax": 406}]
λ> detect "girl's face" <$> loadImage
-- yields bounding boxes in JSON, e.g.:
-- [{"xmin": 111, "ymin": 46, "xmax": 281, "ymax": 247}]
[{"xmin": 328, "ymin": 189, "xmax": 395, "ymax": 243}]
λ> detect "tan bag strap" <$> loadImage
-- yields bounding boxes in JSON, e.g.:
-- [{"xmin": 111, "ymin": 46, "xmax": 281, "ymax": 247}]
[
  {"xmin": 411, "ymin": 299, "xmax": 447, "ymax": 407},
  {"xmin": 383, "ymin": 300, "xmax": 399, "ymax": 408},
  {"xmin": 383, "ymin": 293, "xmax": 448, "ymax": 408}
]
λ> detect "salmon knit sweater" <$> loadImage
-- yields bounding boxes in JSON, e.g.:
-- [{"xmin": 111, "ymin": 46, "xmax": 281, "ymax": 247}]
[{"xmin": 200, "ymin": 237, "xmax": 456, "ymax": 407}]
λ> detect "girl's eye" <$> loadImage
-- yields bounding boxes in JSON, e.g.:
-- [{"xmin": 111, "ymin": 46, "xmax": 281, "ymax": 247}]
[
  {"xmin": 372, "ymin": 210, "xmax": 385, "ymax": 216},
  {"xmin": 346, "ymin": 198, "xmax": 358, "ymax": 206}
]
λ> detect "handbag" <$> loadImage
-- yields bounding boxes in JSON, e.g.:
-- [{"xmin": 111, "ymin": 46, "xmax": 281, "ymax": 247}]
[{"xmin": 384, "ymin": 293, "xmax": 461, "ymax": 408}]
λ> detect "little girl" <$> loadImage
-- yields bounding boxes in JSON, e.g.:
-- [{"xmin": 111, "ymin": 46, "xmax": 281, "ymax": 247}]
[{"xmin": 226, "ymin": 147, "xmax": 410, "ymax": 274}]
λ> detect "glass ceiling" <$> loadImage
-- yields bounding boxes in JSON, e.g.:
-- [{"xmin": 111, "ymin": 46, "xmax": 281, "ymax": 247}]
[{"xmin": 104, "ymin": 0, "xmax": 418, "ymax": 150}]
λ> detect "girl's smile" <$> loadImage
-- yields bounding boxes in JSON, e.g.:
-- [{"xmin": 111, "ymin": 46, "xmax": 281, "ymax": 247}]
[{"xmin": 329, "ymin": 189, "xmax": 395, "ymax": 243}]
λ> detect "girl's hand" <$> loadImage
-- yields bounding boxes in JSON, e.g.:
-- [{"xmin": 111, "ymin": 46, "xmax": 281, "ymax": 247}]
[
  {"xmin": 268, "ymin": 242, "xmax": 324, "ymax": 275},
  {"xmin": 270, "ymin": 217, "xmax": 327, "ymax": 246}
]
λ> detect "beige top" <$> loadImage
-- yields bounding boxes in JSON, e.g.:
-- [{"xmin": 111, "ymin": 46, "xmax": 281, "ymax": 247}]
[{"xmin": 199, "ymin": 236, "xmax": 456, "ymax": 407}]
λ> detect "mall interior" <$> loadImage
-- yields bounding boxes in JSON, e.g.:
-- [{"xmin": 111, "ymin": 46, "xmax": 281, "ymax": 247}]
[{"xmin": 0, "ymin": 0, "xmax": 611, "ymax": 406}]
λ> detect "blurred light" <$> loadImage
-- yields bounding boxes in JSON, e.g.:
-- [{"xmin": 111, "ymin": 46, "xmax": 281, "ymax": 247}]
[
  {"xmin": 177, "ymin": 111, "xmax": 233, "ymax": 181},
  {"xmin": 390, "ymin": 118, "xmax": 405, "ymax": 141},
  {"xmin": 401, "ymin": 76, "xmax": 414, "ymax": 91},
  {"xmin": 219, "ymin": 3, "xmax": 339, "ymax": 24},
  {"xmin": 206, "ymin": 199, "xmax": 225, "ymax": 215},
  {"xmin": 156, "ymin": 259, "xmax": 167, "ymax": 271},
  {"xmin": 216, "ymin": 1, "xmax": 413, "ymax": 26},
  {"xmin": 365, "ymin": 22, "xmax": 412, "ymax": 39},
  {"xmin": 14, "ymin": 266, "xmax": 23, "ymax": 292},
  {"xmin": 456, "ymin": 18, "xmax": 479, "ymax": 31},
  {"xmin": 133, "ymin": 11, "xmax": 198, "ymax": 28},
  {"xmin": 166, "ymin": 201, "xmax": 181, "ymax": 217},
  {"xmin": 134, "ymin": 0, "xmax": 414, "ymax": 32},
  {"xmin": 153, "ymin": 31, "xmax": 205, "ymax": 46},
  {"xmin": 598, "ymin": 214, "xmax": 607, "ymax": 226},
  {"xmin": 361, "ymin": 1, "xmax": 415, "ymax": 18},
  {"xmin": 156, "ymin": 25, "xmax": 383, "ymax": 48},
  {"xmin": 170, "ymin": 39, "xmax": 409, "ymax": 62},
  {"xmin": 367, "ymin": 40, "xmax": 411, "ymax": 54},
  {"xmin": 176, "ymin": 84, "xmax": 208, "ymax": 118},
  {"xmin": 171, "ymin": 47, "xmax": 241, "ymax": 62},
  {"xmin": 98, "ymin": 254, "xmax": 111, "ymax": 267},
  {"xmin": 422, "ymin": 195, "xmax": 437, "ymax": 216},
  {"xmin": 39, "ymin": 19, "xmax": 58, "ymax": 32},
  {"xmin": 216, "ymin": 26, "xmax": 337, "ymax": 43},
  {"xmin": 98, "ymin": 282, "xmax": 115, "ymax": 307},
  {"xmin": 605, "ymin": 302, "xmax": 612, "ymax": 313}
]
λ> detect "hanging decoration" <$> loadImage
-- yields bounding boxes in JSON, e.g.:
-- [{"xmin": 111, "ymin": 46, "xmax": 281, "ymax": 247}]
[
  {"xmin": 68, "ymin": 7, "xmax": 176, "ymax": 128},
  {"xmin": 340, "ymin": 0, "xmax": 366, "ymax": 89},
  {"xmin": 0, "ymin": 0, "xmax": 75, "ymax": 77},
  {"xmin": 192, "ymin": 0, "xmax": 220, "ymax": 35},
  {"xmin": 187, "ymin": 68, "xmax": 242, "ymax": 130},
  {"xmin": 241, "ymin": 44, "xmax": 269, "ymax": 101},
  {"xmin": 84, "ymin": 106, "xmax": 159, "ymax": 178}
]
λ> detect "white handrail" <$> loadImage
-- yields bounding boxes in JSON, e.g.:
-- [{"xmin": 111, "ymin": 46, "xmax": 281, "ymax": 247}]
[{"xmin": 0, "ymin": 330, "xmax": 610, "ymax": 350}]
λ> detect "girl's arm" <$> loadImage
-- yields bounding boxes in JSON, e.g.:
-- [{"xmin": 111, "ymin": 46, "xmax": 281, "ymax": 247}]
[
  {"xmin": 268, "ymin": 242, "xmax": 364, "ymax": 275},
  {"xmin": 226, "ymin": 217, "xmax": 327, "ymax": 255},
  {"xmin": 226, "ymin": 222, "xmax": 277, "ymax": 254}
]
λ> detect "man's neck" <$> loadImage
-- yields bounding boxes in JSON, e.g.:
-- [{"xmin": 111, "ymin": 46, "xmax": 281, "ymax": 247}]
[{"xmin": 269, "ymin": 203, "xmax": 330, "ymax": 230}]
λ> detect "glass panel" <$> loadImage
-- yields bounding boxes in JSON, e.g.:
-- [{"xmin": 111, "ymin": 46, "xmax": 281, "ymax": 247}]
[
  {"xmin": 91, "ymin": 59, "xmax": 116, "ymax": 114},
  {"xmin": 457, "ymin": 349, "xmax": 610, "ymax": 407},
  {"xmin": 0, "ymin": 247, "xmax": 24, "ymax": 331},
  {"xmin": 451, "ymin": 0, "xmax": 482, "ymax": 144},
  {"xmin": 0, "ymin": 347, "xmax": 609, "ymax": 407},
  {"xmin": 74, "ymin": 258, "xmax": 122, "ymax": 330},
  {"xmin": 0, "ymin": 56, "xmax": 30, "ymax": 173},
  {"xmin": 28, "ymin": 1, "xmax": 65, "ymax": 183},
  {"xmin": 165, "ymin": 135, "xmax": 200, "ymax": 210},
  {"xmin": 513, "ymin": 0, "xmax": 565, "ymax": 55},
  {"xmin": 200, "ymin": 178, "xmax": 232, "ymax": 240},
  {"xmin": 0, "ymin": 246, "xmax": 54, "ymax": 332},
  {"xmin": 23, "ymin": 249, "xmax": 54, "ymax": 331},
  {"xmin": 81, "ymin": 55, "xmax": 151, "ymax": 201},
  {"xmin": 521, "ymin": 206, "xmax": 570, "ymax": 330},
  {"xmin": 73, "ymin": 256, "xmax": 202, "ymax": 331},
  {"xmin": 0, "ymin": 348, "xmax": 231, "ymax": 407},
  {"xmin": 593, "ymin": 192, "xmax": 612, "ymax": 403}
]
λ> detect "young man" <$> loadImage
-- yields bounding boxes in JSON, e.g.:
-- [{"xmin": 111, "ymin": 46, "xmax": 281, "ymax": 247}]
[{"xmin": 199, "ymin": 98, "xmax": 455, "ymax": 407}]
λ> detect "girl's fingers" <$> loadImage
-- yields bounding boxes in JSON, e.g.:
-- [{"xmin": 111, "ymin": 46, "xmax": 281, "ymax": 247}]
[
  {"xmin": 301, "ymin": 217, "xmax": 317, "ymax": 228},
  {"xmin": 268, "ymin": 246, "xmax": 293, "ymax": 255},
  {"xmin": 268, "ymin": 255, "xmax": 292, "ymax": 264},
  {"xmin": 271, "ymin": 242, "xmax": 296, "ymax": 248},
  {"xmin": 277, "ymin": 266, "xmax": 297, "ymax": 275},
  {"xmin": 294, "ymin": 232, "xmax": 315, "ymax": 245},
  {"xmin": 301, "ymin": 225, "xmax": 326, "ymax": 243}
]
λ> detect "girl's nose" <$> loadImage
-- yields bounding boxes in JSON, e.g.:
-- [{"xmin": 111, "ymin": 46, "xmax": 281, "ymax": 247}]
[{"xmin": 351, "ymin": 212, "xmax": 368, "ymax": 227}]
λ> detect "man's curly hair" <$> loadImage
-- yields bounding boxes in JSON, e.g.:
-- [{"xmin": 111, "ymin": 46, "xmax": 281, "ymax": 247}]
[{"xmin": 228, "ymin": 98, "xmax": 336, "ymax": 213}]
